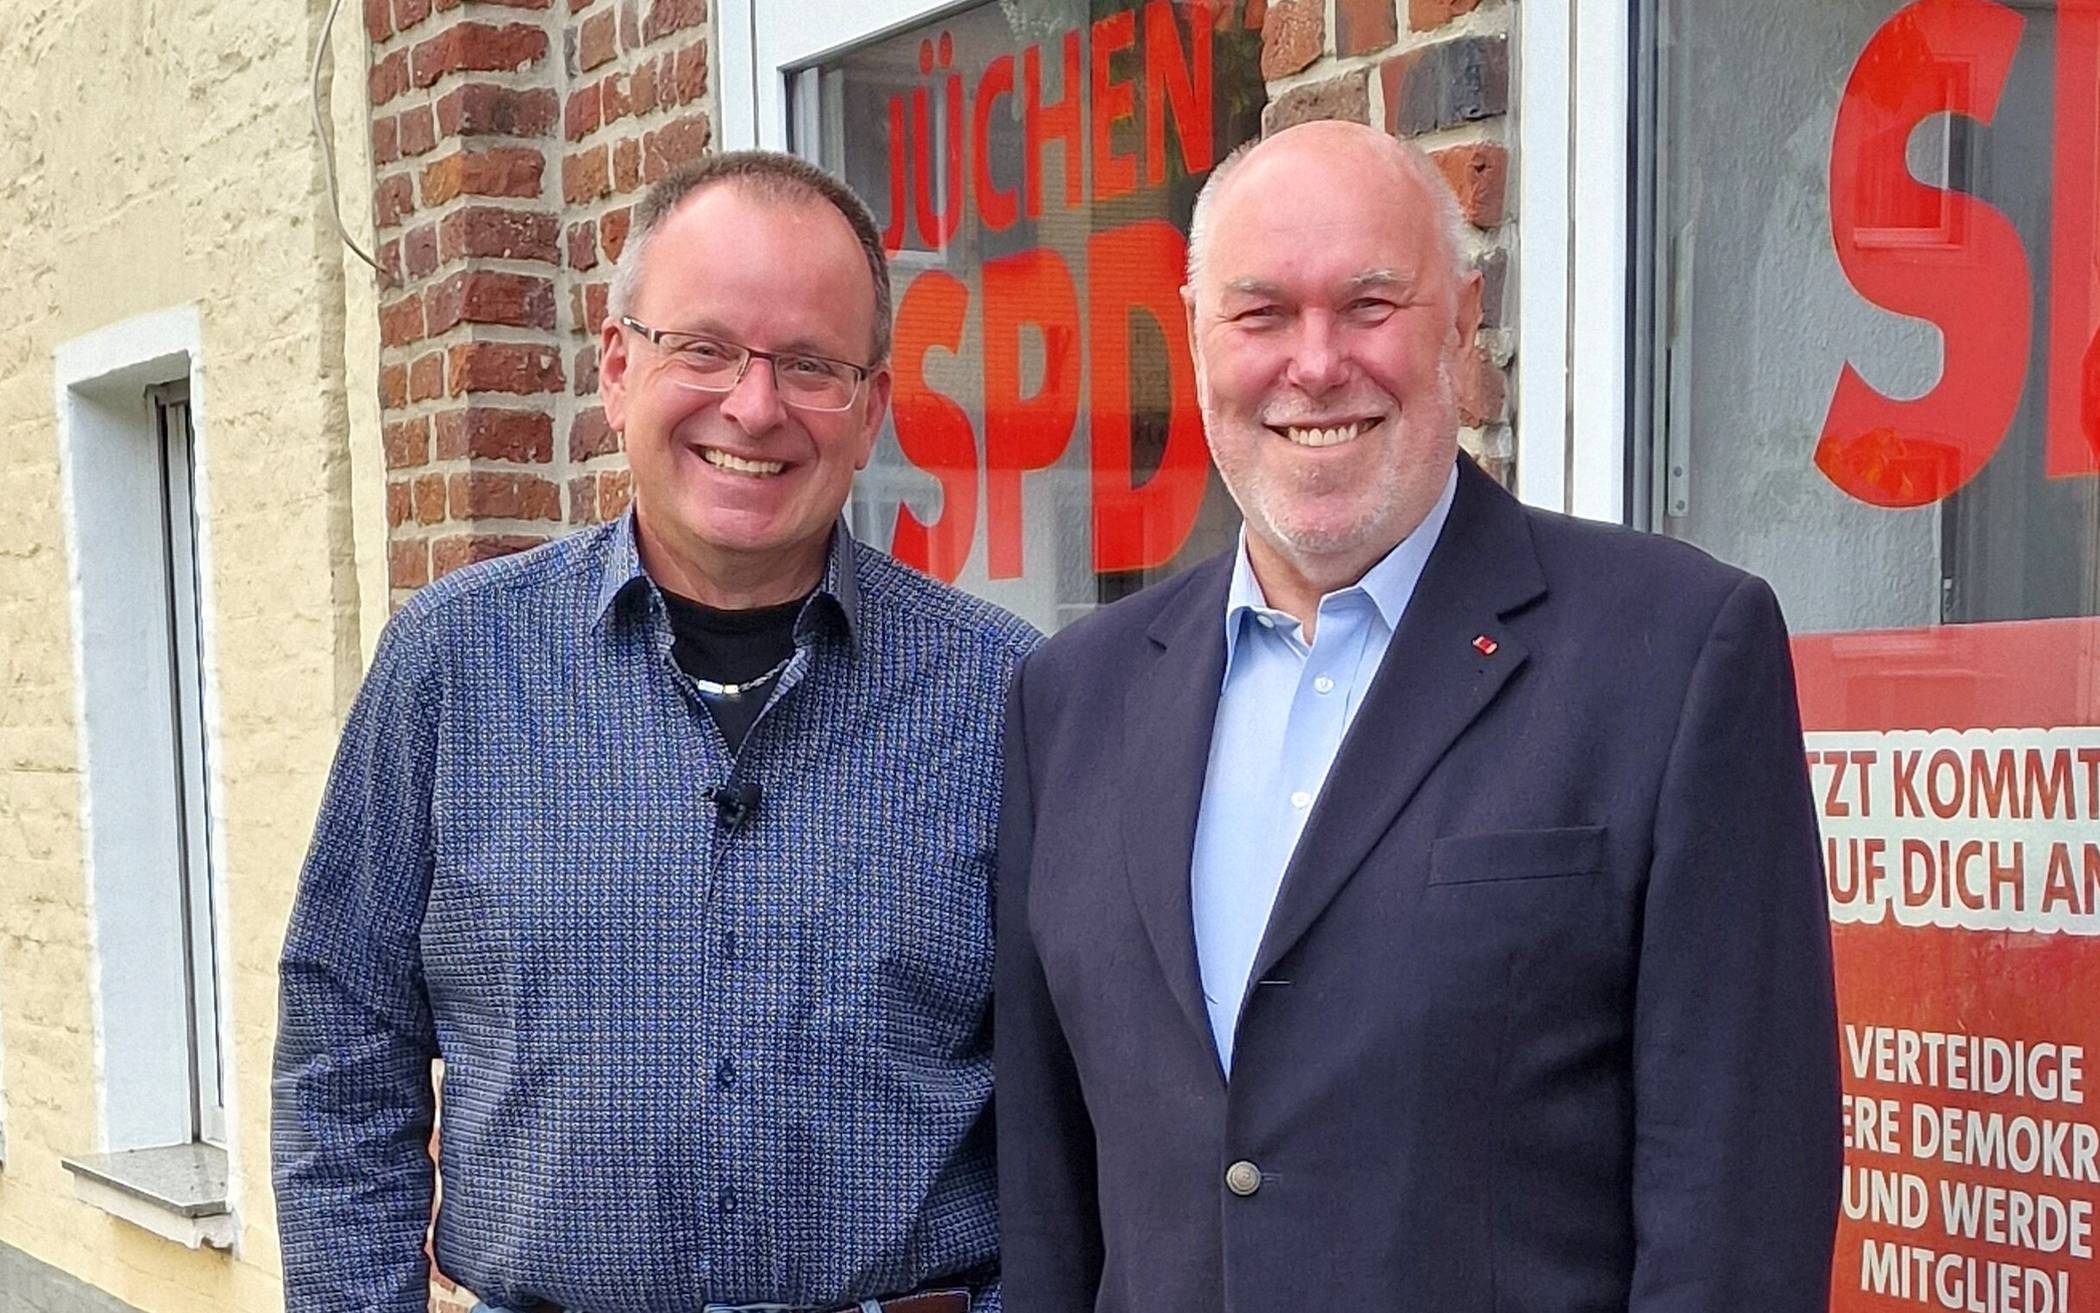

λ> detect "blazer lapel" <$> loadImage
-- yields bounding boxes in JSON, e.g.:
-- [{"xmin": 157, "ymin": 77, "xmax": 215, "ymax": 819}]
[
  {"xmin": 1249, "ymin": 459, "xmax": 1549, "ymax": 985},
  {"xmin": 1120, "ymin": 554, "xmax": 1234, "ymax": 1068}
]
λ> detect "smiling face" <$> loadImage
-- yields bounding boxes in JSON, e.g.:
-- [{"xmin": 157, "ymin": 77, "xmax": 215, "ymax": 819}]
[
  {"xmin": 1186, "ymin": 123, "xmax": 1481, "ymax": 599},
  {"xmin": 599, "ymin": 182, "xmax": 892, "ymax": 605}
]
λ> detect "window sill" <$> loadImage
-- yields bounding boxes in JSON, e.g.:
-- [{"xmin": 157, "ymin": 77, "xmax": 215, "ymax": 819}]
[{"xmin": 61, "ymin": 1143, "xmax": 234, "ymax": 1250}]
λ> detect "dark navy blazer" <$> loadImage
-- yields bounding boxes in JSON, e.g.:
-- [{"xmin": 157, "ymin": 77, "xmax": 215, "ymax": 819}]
[{"xmin": 996, "ymin": 455, "xmax": 1842, "ymax": 1312}]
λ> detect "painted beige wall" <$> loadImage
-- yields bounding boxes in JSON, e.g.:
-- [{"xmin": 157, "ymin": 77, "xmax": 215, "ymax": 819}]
[{"xmin": 0, "ymin": 0, "xmax": 384, "ymax": 1306}]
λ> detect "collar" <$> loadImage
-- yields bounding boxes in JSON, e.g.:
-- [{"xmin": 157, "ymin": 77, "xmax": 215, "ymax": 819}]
[
  {"xmin": 593, "ymin": 506, "xmax": 862, "ymax": 648},
  {"xmin": 1223, "ymin": 458, "xmax": 1460, "ymax": 662}
]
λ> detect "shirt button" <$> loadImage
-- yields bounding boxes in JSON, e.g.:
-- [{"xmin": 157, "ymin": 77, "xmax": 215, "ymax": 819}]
[
  {"xmin": 716, "ymin": 1057, "xmax": 736, "ymax": 1089},
  {"xmin": 1225, "ymin": 1160, "xmax": 1263, "ymax": 1197},
  {"xmin": 1290, "ymin": 790, "xmax": 1313, "ymax": 809},
  {"xmin": 1256, "ymin": 615, "xmax": 1275, "ymax": 629},
  {"xmin": 717, "ymin": 1187, "xmax": 737, "ymax": 1215},
  {"xmin": 1313, "ymin": 675, "xmax": 1335, "ymax": 695}
]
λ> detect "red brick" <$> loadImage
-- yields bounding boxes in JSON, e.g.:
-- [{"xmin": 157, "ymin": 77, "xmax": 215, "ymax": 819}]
[
  {"xmin": 1454, "ymin": 344, "xmax": 1506, "ymax": 426},
  {"xmin": 364, "ymin": 0, "xmax": 393, "ymax": 41},
  {"xmin": 390, "ymin": 538, "xmax": 431, "ymax": 589},
  {"xmin": 600, "ymin": 467, "xmax": 632, "ymax": 519},
  {"xmin": 380, "ymin": 294, "xmax": 426, "ymax": 347},
  {"xmin": 612, "ymin": 138, "xmax": 641, "ymax": 192},
  {"xmin": 371, "ymin": 50, "xmax": 410, "ymax": 107},
  {"xmin": 426, "ymin": 271, "xmax": 557, "ymax": 333},
  {"xmin": 599, "ymin": 73, "xmax": 633, "ymax": 125},
  {"xmin": 1264, "ymin": 69, "xmax": 1371, "ymax": 133},
  {"xmin": 431, "ymin": 534, "xmax": 547, "ymax": 578},
  {"xmin": 574, "ymin": 344, "xmax": 600, "ymax": 394},
  {"xmin": 448, "ymin": 342, "xmax": 565, "ymax": 396},
  {"xmin": 1432, "ymin": 142, "xmax": 1509, "ymax": 227},
  {"xmin": 584, "ymin": 282, "xmax": 609, "ymax": 329},
  {"xmin": 642, "ymin": 114, "xmax": 711, "ymax": 183},
  {"xmin": 642, "ymin": 0, "xmax": 704, "ymax": 43},
  {"xmin": 399, "ymin": 106, "xmax": 438, "ymax": 157},
  {"xmin": 437, "ymin": 84, "xmax": 559, "ymax": 138},
  {"xmin": 440, "ymin": 206, "xmax": 560, "ymax": 263},
  {"xmin": 1409, "ymin": 0, "xmax": 1478, "ymax": 31},
  {"xmin": 473, "ymin": 0, "xmax": 553, "ymax": 7},
  {"xmin": 1261, "ymin": 0, "xmax": 1322, "ymax": 79},
  {"xmin": 568, "ymin": 220, "xmax": 599, "ymax": 271},
  {"xmin": 569, "ymin": 405, "xmax": 619, "ymax": 460},
  {"xmin": 380, "ymin": 363, "xmax": 410, "ymax": 409},
  {"xmin": 394, "ymin": 0, "xmax": 432, "ymax": 31},
  {"xmin": 568, "ymin": 475, "xmax": 596, "ymax": 524},
  {"xmin": 449, "ymin": 471, "xmax": 563, "ymax": 521},
  {"xmin": 565, "ymin": 85, "xmax": 602, "ymax": 142},
  {"xmin": 422, "ymin": 148, "xmax": 546, "ymax": 206},
  {"xmin": 411, "ymin": 23, "xmax": 549, "ymax": 89},
  {"xmin": 405, "ymin": 223, "xmax": 442, "ymax": 278},
  {"xmin": 577, "ymin": 9, "xmax": 618, "ymax": 71},
  {"xmin": 621, "ymin": 0, "xmax": 641, "ymax": 49},
  {"xmin": 601, "ymin": 206, "xmax": 632, "ymax": 261},
  {"xmin": 415, "ymin": 472, "xmax": 449, "ymax": 524},
  {"xmin": 629, "ymin": 60, "xmax": 658, "ymax": 115},
  {"xmin": 384, "ymin": 416, "xmax": 432, "ymax": 469},
  {"xmin": 571, "ymin": 0, "xmax": 596, "ymax": 11},
  {"xmin": 563, "ymin": 146, "xmax": 611, "ymax": 204},
  {"xmin": 377, "ymin": 238, "xmax": 404, "ymax": 283},
  {"xmin": 410, "ymin": 351, "xmax": 446, "ymax": 401},
  {"xmin": 372, "ymin": 116, "xmax": 401, "ymax": 166},
  {"xmin": 435, "ymin": 407, "xmax": 555, "ymax": 462},
  {"xmin": 671, "ymin": 38, "xmax": 707, "ymax": 104},
  {"xmin": 387, "ymin": 479, "xmax": 414, "ymax": 527},
  {"xmin": 375, "ymin": 174, "xmax": 416, "ymax": 228},
  {"xmin": 1337, "ymin": 0, "xmax": 1398, "ymax": 55}
]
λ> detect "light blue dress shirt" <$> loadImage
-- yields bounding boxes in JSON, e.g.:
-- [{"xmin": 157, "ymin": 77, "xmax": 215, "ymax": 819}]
[{"xmin": 1190, "ymin": 464, "xmax": 1458, "ymax": 1072}]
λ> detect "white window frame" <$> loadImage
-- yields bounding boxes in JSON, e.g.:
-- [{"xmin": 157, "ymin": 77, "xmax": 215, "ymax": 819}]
[
  {"xmin": 1516, "ymin": 0, "xmax": 1633, "ymax": 523},
  {"xmin": 727, "ymin": 0, "xmax": 1637, "ymax": 525},
  {"xmin": 720, "ymin": 0, "xmax": 972, "ymax": 152},
  {"xmin": 53, "ymin": 307, "xmax": 233, "ymax": 1156}
]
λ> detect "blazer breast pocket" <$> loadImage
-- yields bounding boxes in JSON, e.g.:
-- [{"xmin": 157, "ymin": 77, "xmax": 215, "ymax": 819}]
[{"xmin": 1428, "ymin": 824, "xmax": 1608, "ymax": 886}]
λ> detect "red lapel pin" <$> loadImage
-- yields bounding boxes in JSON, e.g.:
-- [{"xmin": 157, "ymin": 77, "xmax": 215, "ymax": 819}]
[{"xmin": 1472, "ymin": 634, "xmax": 1499, "ymax": 656}]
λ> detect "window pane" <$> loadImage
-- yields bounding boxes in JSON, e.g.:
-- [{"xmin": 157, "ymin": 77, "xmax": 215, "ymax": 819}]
[
  {"xmin": 799, "ymin": 0, "xmax": 1266, "ymax": 631},
  {"xmin": 1649, "ymin": 3, "xmax": 2100, "ymax": 1306}
]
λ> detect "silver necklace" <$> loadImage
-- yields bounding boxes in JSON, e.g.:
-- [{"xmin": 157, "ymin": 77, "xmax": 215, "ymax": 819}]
[{"xmin": 690, "ymin": 653, "xmax": 792, "ymax": 700}]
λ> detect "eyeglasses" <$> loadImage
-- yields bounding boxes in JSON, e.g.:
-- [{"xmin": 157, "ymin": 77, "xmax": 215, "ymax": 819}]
[{"xmin": 619, "ymin": 316, "xmax": 873, "ymax": 413}]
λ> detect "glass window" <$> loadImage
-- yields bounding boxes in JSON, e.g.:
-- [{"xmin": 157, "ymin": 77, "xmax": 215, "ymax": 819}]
[
  {"xmin": 792, "ymin": 0, "xmax": 1266, "ymax": 631},
  {"xmin": 1645, "ymin": 2, "xmax": 2100, "ymax": 1306}
]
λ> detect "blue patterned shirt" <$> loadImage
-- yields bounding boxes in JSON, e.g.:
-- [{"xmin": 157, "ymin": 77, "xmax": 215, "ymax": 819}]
[{"xmin": 273, "ymin": 512, "xmax": 1036, "ymax": 1313}]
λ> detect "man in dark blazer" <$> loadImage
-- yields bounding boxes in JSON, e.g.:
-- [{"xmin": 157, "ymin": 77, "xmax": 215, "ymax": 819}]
[{"xmin": 995, "ymin": 119, "xmax": 1841, "ymax": 1312}]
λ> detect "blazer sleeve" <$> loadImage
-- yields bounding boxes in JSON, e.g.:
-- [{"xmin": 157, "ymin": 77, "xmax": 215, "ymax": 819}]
[
  {"xmin": 994, "ymin": 656, "xmax": 1106, "ymax": 1313},
  {"xmin": 1630, "ymin": 574, "xmax": 1842, "ymax": 1311}
]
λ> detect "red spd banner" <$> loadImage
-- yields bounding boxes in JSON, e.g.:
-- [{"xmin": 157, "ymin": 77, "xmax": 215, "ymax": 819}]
[{"xmin": 1797, "ymin": 620, "xmax": 2100, "ymax": 1312}]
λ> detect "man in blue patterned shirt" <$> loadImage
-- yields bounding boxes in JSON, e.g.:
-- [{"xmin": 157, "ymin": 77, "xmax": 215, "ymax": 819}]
[{"xmin": 274, "ymin": 151, "xmax": 1034, "ymax": 1313}]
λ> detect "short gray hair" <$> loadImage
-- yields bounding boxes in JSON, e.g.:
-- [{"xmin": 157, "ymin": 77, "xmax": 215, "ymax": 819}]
[
  {"xmin": 1185, "ymin": 130, "xmax": 1471, "ymax": 294},
  {"xmin": 608, "ymin": 150, "xmax": 894, "ymax": 365}
]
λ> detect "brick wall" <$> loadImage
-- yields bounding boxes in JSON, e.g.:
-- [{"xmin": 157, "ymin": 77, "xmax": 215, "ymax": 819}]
[
  {"xmin": 1259, "ymin": 0, "xmax": 1515, "ymax": 484},
  {"xmin": 365, "ymin": 0, "xmax": 715, "ymax": 611}
]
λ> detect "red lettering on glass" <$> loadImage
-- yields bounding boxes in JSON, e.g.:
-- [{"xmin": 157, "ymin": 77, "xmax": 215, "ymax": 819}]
[
  {"xmin": 1091, "ymin": 10, "xmax": 1141, "ymax": 202},
  {"xmin": 972, "ymin": 54, "xmax": 1020, "ymax": 233},
  {"xmin": 1089, "ymin": 220, "xmax": 1208, "ymax": 572},
  {"xmin": 890, "ymin": 271, "xmax": 978, "ymax": 582},
  {"xmin": 1024, "ymin": 31, "xmax": 1085, "ymax": 219},
  {"xmin": 1143, "ymin": 0, "xmax": 1215, "ymax": 185},
  {"xmin": 881, "ymin": 94, "xmax": 908, "ymax": 253},
  {"xmin": 2051, "ymin": 0, "xmax": 2100, "ymax": 476},
  {"xmin": 983, "ymin": 249, "xmax": 1083, "ymax": 579},
  {"xmin": 1819, "ymin": 0, "xmax": 2029, "ymax": 508},
  {"xmin": 911, "ymin": 36, "xmax": 966, "ymax": 250}
]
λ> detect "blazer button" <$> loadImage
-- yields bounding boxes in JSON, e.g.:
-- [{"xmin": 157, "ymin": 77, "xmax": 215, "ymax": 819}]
[{"xmin": 1225, "ymin": 1160, "xmax": 1262, "ymax": 1197}]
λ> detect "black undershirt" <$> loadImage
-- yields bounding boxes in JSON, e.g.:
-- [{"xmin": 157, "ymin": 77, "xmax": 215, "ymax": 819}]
[{"xmin": 659, "ymin": 587, "xmax": 806, "ymax": 752}]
